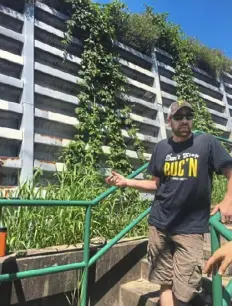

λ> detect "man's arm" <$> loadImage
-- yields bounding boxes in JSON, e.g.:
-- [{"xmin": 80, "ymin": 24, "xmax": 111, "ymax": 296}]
[
  {"xmin": 211, "ymin": 165, "xmax": 232, "ymax": 223},
  {"xmin": 125, "ymin": 176, "xmax": 160, "ymax": 191},
  {"xmin": 105, "ymin": 171, "xmax": 159, "ymax": 191}
]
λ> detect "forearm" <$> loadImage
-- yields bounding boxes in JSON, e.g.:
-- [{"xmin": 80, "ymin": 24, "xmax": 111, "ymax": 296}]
[{"xmin": 125, "ymin": 179, "xmax": 158, "ymax": 191}]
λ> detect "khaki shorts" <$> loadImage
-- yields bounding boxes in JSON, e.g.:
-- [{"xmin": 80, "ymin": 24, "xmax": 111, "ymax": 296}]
[{"xmin": 147, "ymin": 225, "xmax": 204, "ymax": 303}]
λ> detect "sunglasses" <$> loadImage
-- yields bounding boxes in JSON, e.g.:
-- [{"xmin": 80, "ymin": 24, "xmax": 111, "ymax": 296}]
[{"xmin": 172, "ymin": 113, "xmax": 194, "ymax": 121}]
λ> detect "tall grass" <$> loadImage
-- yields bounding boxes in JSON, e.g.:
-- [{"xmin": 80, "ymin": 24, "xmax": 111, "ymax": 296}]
[
  {"xmin": 1, "ymin": 166, "xmax": 149, "ymax": 252},
  {"xmin": 0, "ymin": 166, "xmax": 227, "ymax": 252}
]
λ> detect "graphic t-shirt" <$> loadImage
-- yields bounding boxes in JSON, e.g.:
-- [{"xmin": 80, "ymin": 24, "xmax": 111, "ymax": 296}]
[{"xmin": 147, "ymin": 133, "xmax": 232, "ymax": 234}]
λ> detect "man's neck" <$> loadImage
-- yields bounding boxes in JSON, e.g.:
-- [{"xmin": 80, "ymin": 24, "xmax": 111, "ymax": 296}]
[{"xmin": 172, "ymin": 133, "xmax": 192, "ymax": 143}]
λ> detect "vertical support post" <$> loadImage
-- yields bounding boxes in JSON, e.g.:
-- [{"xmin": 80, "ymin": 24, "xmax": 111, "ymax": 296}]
[
  {"xmin": 211, "ymin": 225, "xmax": 222, "ymax": 306},
  {"xmin": 223, "ymin": 281, "xmax": 232, "ymax": 306},
  {"xmin": 220, "ymin": 75, "xmax": 232, "ymax": 139},
  {"xmin": 151, "ymin": 48, "xmax": 167, "ymax": 141},
  {"xmin": 80, "ymin": 205, "xmax": 92, "ymax": 306},
  {"xmin": 20, "ymin": 1, "xmax": 35, "ymax": 183}
]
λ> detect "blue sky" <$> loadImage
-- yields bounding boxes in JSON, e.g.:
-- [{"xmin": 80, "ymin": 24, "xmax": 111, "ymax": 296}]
[{"xmin": 99, "ymin": 0, "xmax": 232, "ymax": 59}]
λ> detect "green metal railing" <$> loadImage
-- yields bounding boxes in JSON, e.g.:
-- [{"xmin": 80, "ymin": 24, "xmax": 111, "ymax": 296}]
[
  {"xmin": 0, "ymin": 162, "xmax": 150, "ymax": 306},
  {"xmin": 210, "ymin": 213, "xmax": 232, "ymax": 306},
  {"xmin": 0, "ymin": 130, "xmax": 231, "ymax": 306},
  {"xmin": 194, "ymin": 130, "xmax": 232, "ymax": 306}
]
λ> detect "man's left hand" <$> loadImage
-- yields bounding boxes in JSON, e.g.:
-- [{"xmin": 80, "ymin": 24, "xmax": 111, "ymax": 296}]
[{"xmin": 211, "ymin": 197, "xmax": 232, "ymax": 224}]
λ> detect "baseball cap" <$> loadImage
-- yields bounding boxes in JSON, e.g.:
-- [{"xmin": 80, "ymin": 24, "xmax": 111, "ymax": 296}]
[{"xmin": 167, "ymin": 100, "xmax": 194, "ymax": 119}]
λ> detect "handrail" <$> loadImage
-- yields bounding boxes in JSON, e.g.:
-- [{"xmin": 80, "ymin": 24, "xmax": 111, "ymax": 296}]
[
  {"xmin": 210, "ymin": 213, "xmax": 232, "ymax": 242},
  {"xmin": 0, "ymin": 161, "xmax": 149, "ymax": 306},
  {"xmin": 204, "ymin": 129, "xmax": 232, "ymax": 306},
  {"xmin": 0, "ymin": 130, "xmax": 231, "ymax": 306},
  {"xmin": 88, "ymin": 207, "xmax": 151, "ymax": 267},
  {"xmin": 210, "ymin": 213, "xmax": 232, "ymax": 306}
]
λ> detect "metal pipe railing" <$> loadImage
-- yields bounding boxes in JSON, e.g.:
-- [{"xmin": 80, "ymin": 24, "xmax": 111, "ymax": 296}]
[
  {"xmin": 210, "ymin": 213, "xmax": 232, "ymax": 306},
  {"xmin": 88, "ymin": 206, "xmax": 151, "ymax": 267},
  {"xmin": 0, "ymin": 130, "xmax": 231, "ymax": 306},
  {"xmin": 0, "ymin": 161, "xmax": 149, "ymax": 306},
  {"xmin": 205, "ymin": 128, "xmax": 232, "ymax": 306}
]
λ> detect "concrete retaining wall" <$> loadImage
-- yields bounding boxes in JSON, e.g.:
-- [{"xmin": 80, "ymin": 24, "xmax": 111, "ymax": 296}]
[
  {"xmin": 0, "ymin": 237, "xmax": 147, "ymax": 306},
  {"xmin": 0, "ymin": 0, "xmax": 232, "ymax": 186},
  {"xmin": 0, "ymin": 235, "xmax": 230, "ymax": 306}
]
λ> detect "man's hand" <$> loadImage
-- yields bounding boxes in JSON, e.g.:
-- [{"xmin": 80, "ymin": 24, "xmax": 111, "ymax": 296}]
[
  {"xmin": 105, "ymin": 172, "xmax": 159, "ymax": 190},
  {"xmin": 203, "ymin": 241, "xmax": 232, "ymax": 276},
  {"xmin": 211, "ymin": 198, "xmax": 232, "ymax": 223},
  {"xmin": 105, "ymin": 171, "xmax": 128, "ymax": 187},
  {"xmin": 211, "ymin": 166, "xmax": 232, "ymax": 223}
]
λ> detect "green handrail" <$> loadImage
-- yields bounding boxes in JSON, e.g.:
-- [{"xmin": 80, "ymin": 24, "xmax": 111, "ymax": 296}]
[
  {"xmin": 88, "ymin": 207, "xmax": 151, "ymax": 267},
  {"xmin": 0, "ymin": 130, "xmax": 231, "ymax": 306},
  {"xmin": 204, "ymin": 129, "xmax": 232, "ymax": 306},
  {"xmin": 0, "ymin": 161, "xmax": 149, "ymax": 306},
  {"xmin": 210, "ymin": 213, "xmax": 232, "ymax": 306}
]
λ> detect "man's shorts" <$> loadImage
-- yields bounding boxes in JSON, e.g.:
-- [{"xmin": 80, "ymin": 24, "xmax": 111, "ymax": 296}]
[{"xmin": 147, "ymin": 225, "xmax": 204, "ymax": 303}]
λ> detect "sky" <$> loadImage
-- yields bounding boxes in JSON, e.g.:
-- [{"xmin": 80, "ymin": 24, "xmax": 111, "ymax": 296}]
[{"xmin": 98, "ymin": 0, "xmax": 232, "ymax": 59}]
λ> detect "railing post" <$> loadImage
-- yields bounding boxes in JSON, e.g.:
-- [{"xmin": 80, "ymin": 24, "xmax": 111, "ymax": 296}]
[
  {"xmin": 151, "ymin": 48, "xmax": 167, "ymax": 141},
  {"xmin": 211, "ymin": 225, "xmax": 223, "ymax": 306},
  {"xmin": 223, "ymin": 280, "xmax": 232, "ymax": 306},
  {"xmin": 20, "ymin": 1, "xmax": 35, "ymax": 183},
  {"xmin": 220, "ymin": 75, "xmax": 232, "ymax": 140},
  {"xmin": 80, "ymin": 205, "xmax": 92, "ymax": 306}
]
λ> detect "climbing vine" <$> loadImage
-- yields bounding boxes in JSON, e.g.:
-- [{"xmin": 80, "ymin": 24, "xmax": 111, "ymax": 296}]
[
  {"xmin": 62, "ymin": 0, "xmax": 145, "ymax": 174},
  {"xmin": 109, "ymin": 4, "xmax": 225, "ymax": 135},
  {"xmin": 39, "ymin": 0, "xmax": 229, "ymax": 170},
  {"xmin": 173, "ymin": 39, "xmax": 221, "ymax": 136}
]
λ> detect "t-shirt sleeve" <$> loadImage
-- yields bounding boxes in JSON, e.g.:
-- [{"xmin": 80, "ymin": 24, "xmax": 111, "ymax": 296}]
[
  {"xmin": 147, "ymin": 144, "xmax": 160, "ymax": 177},
  {"xmin": 209, "ymin": 136, "xmax": 232, "ymax": 174}
]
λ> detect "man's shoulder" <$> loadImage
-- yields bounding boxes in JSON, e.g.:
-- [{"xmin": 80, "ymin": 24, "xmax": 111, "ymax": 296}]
[
  {"xmin": 194, "ymin": 132, "xmax": 215, "ymax": 143},
  {"xmin": 155, "ymin": 138, "xmax": 170, "ymax": 148}
]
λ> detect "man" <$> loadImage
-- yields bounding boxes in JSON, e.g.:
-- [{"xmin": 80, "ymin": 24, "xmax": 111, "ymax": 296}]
[{"xmin": 106, "ymin": 100, "xmax": 232, "ymax": 306}]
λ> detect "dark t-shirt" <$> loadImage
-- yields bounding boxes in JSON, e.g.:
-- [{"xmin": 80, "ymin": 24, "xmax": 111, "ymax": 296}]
[{"xmin": 147, "ymin": 133, "xmax": 232, "ymax": 234}]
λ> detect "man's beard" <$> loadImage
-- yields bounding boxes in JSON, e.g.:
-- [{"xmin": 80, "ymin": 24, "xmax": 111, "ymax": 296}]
[{"xmin": 172, "ymin": 124, "xmax": 191, "ymax": 138}]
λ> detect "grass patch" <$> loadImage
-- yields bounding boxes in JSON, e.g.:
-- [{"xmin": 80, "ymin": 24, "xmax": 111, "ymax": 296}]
[
  {"xmin": 0, "ymin": 167, "xmax": 227, "ymax": 252},
  {"xmin": 1, "ymin": 166, "xmax": 149, "ymax": 252}
]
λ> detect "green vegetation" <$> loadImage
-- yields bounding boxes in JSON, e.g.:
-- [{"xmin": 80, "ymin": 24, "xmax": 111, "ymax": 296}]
[
  {"xmin": 1, "ymin": 166, "xmax": 227, "ymax": 252},
  {"xmin": 108, "ymin": 3, "xmax": 224, "ymax": 135},
  {"xmin": 212, "ymin": 175, "xmax": 227, "ymax": 206},
  {"xmin": 37, "ymin": 0, "xmax": 231, "ymax": 75},
  {"xmin": 1, "ymin": 168, "xmax": 149, "ymax": 251},
  {"xmin": 61, "ymin": 0, "xmax": 227, "ymax": 164},
  {"xmin": 61, "ymin": 0, "xmax": 145, "ymax": 174},
  {"xmin": 110, "ymin": 4, "xmax": 231, "ymax": 76}
]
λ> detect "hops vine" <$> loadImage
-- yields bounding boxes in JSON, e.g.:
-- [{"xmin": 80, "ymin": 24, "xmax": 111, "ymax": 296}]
[
  {"xmin": 62, "ymin": 0, "xmax": 145, "ymax": 174},
  {"xmin": 173, "ymin": 40, "xmax": 221, "ymax": 136}
]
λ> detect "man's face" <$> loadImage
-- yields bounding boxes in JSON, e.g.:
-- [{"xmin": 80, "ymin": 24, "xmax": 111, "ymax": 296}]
[{"xmin": 168, "ymin": 107, "xmax": 193, "ymax": 138}]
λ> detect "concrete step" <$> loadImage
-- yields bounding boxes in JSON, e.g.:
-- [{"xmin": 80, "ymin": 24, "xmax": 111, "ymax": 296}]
[
  {"xmin": 119, "ymin": 278, "xmax": 209, "ymax": 306},
  {"xmin": 120, "ymin": 279, "xmax": 160, "ymax": 306}
]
